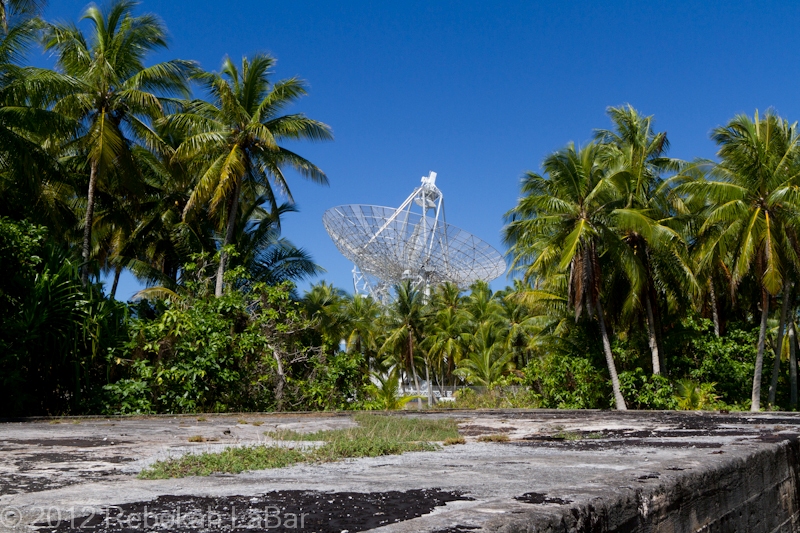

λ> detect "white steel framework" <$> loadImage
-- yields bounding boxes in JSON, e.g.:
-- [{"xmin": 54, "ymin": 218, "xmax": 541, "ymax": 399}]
[{"xmin": 323, "ymin": 172, "xmax": 506, "ymax": 299}]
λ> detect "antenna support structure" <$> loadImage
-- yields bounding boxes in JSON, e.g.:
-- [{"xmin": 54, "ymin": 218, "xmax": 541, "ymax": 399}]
[{"xmin": 323, "ymin": 171, "xmax": 505, "ymax": 302}]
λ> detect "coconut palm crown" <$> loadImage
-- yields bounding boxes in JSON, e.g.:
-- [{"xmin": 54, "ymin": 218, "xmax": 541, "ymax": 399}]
[
  {"xmin": 165, "ymin": 53, "xmax": 333, "ymax": 296},
  {"xmin": 44, "ymin": 0, "xmax": 195, "ymax": 284}
]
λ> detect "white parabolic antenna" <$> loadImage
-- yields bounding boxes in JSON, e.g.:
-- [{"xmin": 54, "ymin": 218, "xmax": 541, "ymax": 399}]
[{"xmin": 323, "ymin": 172, "xmax": 506, "ymax": 300}]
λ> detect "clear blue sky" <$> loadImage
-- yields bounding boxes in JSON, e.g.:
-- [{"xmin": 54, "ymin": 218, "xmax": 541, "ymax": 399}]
[{"xmin": 40, "ymin": 0, "xmax": 800, "ymax": 300}]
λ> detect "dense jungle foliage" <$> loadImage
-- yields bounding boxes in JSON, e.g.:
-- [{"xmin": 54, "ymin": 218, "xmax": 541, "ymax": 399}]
[{"xmin": 2, "ymin": 1, "xmax": 799, "ymax": 416}]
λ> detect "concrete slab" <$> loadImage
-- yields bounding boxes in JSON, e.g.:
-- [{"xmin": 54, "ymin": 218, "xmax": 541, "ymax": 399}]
[{"xmin": 1, "ymin": 410, "xmax": 800, "ymax": 532}]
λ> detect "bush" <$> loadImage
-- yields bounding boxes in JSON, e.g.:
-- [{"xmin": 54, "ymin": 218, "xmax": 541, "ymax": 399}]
[
  {"xmin": 618, "ymin": 368, "xmax": 677, "ymax": 410},
  {"xmin": 524, "ymin": 353, "xmax": 609, "ymax": 409},
  {"xmin": 105, "ymin": 282, "xmax": 372, "ymax": 414},
  {"xmin": 0, "ymin": 219, "xmax": 129, "ymax": 416},
  {"xmin": 665, "ymin": 316, "xmax": 756, "ymax": 406}
]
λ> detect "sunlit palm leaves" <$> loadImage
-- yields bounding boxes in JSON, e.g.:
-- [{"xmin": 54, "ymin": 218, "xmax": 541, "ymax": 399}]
[
  {"xmin": 504, "ymin": 142, "xmax": 628, "ymax": 409},
  {"xmin": 164, "ymin": 53, "xmax": 332, "ymax": 296},
  {"xmin": 680, "ymin": 110, "xmax": 800, "ymax": 410},
  {"xmin": 44, "ymin": 0, "xmax": 194, "ymax": 284}
]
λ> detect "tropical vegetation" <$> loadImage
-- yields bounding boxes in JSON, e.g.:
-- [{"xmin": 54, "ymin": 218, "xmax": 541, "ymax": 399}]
[{"xmin": 2, "ymin": 1, "xmax": 799, "ymax": 417}]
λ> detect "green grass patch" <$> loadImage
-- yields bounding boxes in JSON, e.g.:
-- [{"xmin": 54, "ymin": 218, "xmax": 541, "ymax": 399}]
[
  {"xmin": 477, "ymin": 434, "xmax": 510, "ymax": 442},
  {"xmin": 139, "ymin": 446, "xmax": 306, "ymax": 479},
  {"xmin": 311, "ymin": 436, "xmax": 437, "ymax": 461},
  {"xmin": 141, "ymin": 414, "xmax": 459, "ymax": 479},
  {"xmin": 267, "ymin": 413, "xmax": 459, "ymax": 443}
]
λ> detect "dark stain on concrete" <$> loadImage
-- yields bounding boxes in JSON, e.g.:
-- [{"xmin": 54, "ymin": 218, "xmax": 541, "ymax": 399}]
[
  {"xmin": 38, "ymin": 489, "xmax": 472, "ymax": 532},
  {"xmin": 516, "ymin": 492, "xmax": 573, "ymax": 505}
]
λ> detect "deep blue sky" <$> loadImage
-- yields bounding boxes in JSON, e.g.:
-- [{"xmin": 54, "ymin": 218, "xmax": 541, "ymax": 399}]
[{"xmin": 40, "ymin": 0, "xmax": 800, "ymax": 300}]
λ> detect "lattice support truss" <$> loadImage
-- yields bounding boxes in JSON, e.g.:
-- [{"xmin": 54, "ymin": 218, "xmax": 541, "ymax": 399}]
[{"xmin": 323, "ymin": 172, "xmax": 506, "ymax": 298}]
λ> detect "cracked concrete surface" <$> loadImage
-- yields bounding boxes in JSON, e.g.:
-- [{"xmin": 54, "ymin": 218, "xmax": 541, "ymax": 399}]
[{"xmin": 2, "ymin": 410, "xmax": 800, "ymax": 532}]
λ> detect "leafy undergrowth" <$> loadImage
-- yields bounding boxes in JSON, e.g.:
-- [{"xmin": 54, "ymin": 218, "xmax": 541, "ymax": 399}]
[{"xmin": 139, "ymin": 414, "xmax": 459, "ymax": 479}]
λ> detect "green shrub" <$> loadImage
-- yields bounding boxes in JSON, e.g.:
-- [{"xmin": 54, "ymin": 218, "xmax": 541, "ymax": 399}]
[
  {"xmin": 524, "ymin": 353, "xmax": 609, "ymax": 409},
  {"xmin": 618, "ymin": 368, "xmax": 677, "ymax": 410}
]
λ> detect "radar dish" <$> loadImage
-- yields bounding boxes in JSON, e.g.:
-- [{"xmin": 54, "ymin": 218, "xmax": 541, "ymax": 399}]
[{"xmin": 323, "ymin": 172, "xmax": 506, "ymax": 299}]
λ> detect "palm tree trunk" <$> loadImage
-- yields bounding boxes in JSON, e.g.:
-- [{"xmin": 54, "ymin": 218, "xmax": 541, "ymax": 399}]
[
  {"xmin": 709, "ymin": 280, "xmax": 720, "ymax": 337},
  {"xmin": 751, "ymin": 288, "xmax": 770, "ymax": 411},
  {"xmin": 596, "ymin": 301, "xmax": 627, "ymax": 410},
  {"xmin": 768, "ymin": 280, "xmax": 792, "ymax": 406},
  {"xmin": 81, "ymin": 159, "xmax": 100, "ymax": 286},
  {"xmin": 425, "ymin": 361, "xmax": 434, "ymax": 407},
  {"xmin": 790, "ymin": 319, "xmax": 797, "ymax": 409},
  {"xmin": 645, "ymin": 291, "xmax": 660, "ymax": 375},
  {"xmin": 110, "ymin": 264, "xmax": 122, "ymax": 300},
  {"xmin": 215, "ymin": 181, "xmax": 241, "ymax": 297},
  {"xmin": 408, "ymin": 333, "xmax": 420, "ymax": 395}
]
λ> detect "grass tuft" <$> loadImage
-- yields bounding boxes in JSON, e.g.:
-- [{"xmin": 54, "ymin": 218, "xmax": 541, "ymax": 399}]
[
  {"xmin": 444, "ymin": 436, "xmax": 466, "ymax": 445},
  {"xmin": 477, "ymin": 434, "xmax": 510, "ymax": 442},
  {"xmin": 311, "ymin": 437, "xmax": 436, "ymax": 461},
  {"xmin": 140, "ymin": 446, "xmax": 306, "ymax": 479}
]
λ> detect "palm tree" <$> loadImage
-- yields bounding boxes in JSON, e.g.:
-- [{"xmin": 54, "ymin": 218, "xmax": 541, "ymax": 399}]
[
  {"xmin": 504, "ymin": 142, "xmax": 628, "ymax": 409},
  {"xmin": 454, "ymin": 321, "xmax": 512, "ymax": 388},
  {"xmin": 166, "ymin": 54, "xmax": 333, "ymax": 296},
  {"xmin": 422, "ymin": 283, "xmax": 468, "ymax": 391},
  {"xmin": 496, "ymin": 284, "xmax": 541, "ymax": 369},
  {"xmin": 341, "ymin": 293, "xmax": 382, "ymax": 369},
  {"xmin": 44, "ymin": 0, "xmax": 194, "ymax": 285},
  {"xmin": 0, "ymin": 17, "xmax": 78, "ymax": 235},
  {"xmin": 595, "ymin": 105, "xmax": 694, "ymax": 375},
  {"xmin": 382, "ymin": 281, "xmax": 425, "ymax": 394},
  {"xmin": 682, "ymin": 110, "xmax": 800, "ymax": 411},
  {"xmin": 303, "ymin": 281, "xmax": 347, "ymax": 350}
]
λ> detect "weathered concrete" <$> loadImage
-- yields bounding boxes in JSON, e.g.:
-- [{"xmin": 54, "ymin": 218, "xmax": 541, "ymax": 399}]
[{"xmin": 2, "ymin": 410, "xmax": 800, "ymax": 532}]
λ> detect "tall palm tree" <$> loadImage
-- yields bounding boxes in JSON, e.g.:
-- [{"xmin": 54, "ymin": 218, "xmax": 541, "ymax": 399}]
[
  {"xmin": 596, "ymin": 105, "xmax": 694, "ymax": 375},
  {"xmin": 504, "ymin": 142, "xmax": 628, "ymax": 409},
  {"xmin": 166, "ymin": 54, "xmax": 333, "ymax": 296},
  {"xmin": 682, "ymin": 110, "xmax": 800, "ymax": 411},
  {"xmin": 44, "ymin": 0, "xmax": 194, "ymax": 285}
]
